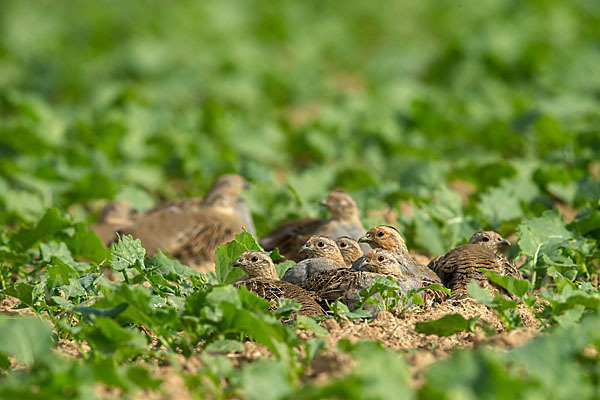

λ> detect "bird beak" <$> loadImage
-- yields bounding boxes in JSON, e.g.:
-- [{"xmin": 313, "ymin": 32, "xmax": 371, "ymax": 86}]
[
  {"xmin": 498, "ymin": 238, "xmax": 511, "ymax": 250},
  {"xmin": 318, "ymin": 199, "xmax": 328, "ymax": 207},
  {"xmin": 358, "ymin": 234, "xmax": 373, "ymax": 244},
  {"xmin": 232, "ymin": 258, "xmax": 245, "ymax": 268},
  {"xmin": 299, "ymin": 244, "xmax": 310, "ymax": 253},
  {"xmin": 243, "ymin": 179, "xmax": 250, "ymax": 189}
]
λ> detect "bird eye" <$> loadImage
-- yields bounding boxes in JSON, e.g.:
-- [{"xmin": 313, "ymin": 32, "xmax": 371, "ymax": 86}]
[
  {"xmin": 318, "ymin": 241, "xmax": 325, "ymax": 247},
  {"xmin": 496, "ymin": 237, "xmax": 502, "ymax": 241},
  {"xmin": 482, "ymin": 237, "xmax": 490, "ymax": 242},
  {"xmin": 340, "ymin": 243, "xmax": 347, "ymax": 247},
  {"xmin": 251, "ymin": 256, "xmax": 258, "ymax": 262},
  {"xmin": 378, "ymin": 256, "xmax": 384, "ymax": 262},
  {"xmin": 377, "ymin": 231, "xmax": 385, "ymax": 237}
]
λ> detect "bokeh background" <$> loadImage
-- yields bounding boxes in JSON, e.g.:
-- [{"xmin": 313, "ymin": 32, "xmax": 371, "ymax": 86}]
[{"xmin": 1, "ymin": 0, "xmax": 599, "ymax": 255}]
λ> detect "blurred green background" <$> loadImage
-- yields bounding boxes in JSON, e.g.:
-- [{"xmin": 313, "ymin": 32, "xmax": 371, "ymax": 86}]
[{"xmin": 1, "ymin": 0, "xmax": 599, "ymax": 255}]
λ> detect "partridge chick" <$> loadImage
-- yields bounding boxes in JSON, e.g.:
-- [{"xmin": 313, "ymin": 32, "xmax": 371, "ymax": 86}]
[
  {"xmin": 427, "ymin": 230, "xmax": 522, "ymax": 300},
  {"xmin": 359, "ymin": 225, "xmax": 442, "ymax": 283},
  {"xmin": 260, "ymin": 191, "xmax": 368, "ymax": 262},
  {"xmin": 232, "ymin": 250, "xmax": 324, "ymax": 316},
  {"xmin": 335, "ymin": 236, "xmax": 364, "ymax": 267},
  {"xmin": 282, "ymin": 235, "xmax": 347, "ymax": 284}
]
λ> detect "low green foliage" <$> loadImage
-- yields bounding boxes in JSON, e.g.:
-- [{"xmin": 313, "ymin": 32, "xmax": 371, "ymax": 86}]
[{"xmin": 0, "ymin": 0, "xmax": 599, "ymax": 397}]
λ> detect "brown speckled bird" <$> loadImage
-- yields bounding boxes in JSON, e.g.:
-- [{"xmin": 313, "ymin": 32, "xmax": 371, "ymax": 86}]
[
  {"xmin": 360, "ymin": 249, "xmax": 446, "ymax": 305},
  {"xmin": 298, "ymin": 249, "xmax": 422, "ymax": 311},
  {"xmin": 335, "ymin": 236, "xmax": 363, "ymax": 267},
  {"xmin": 231, "ymin": 250, "xmax": 325, "ymax": 316},
  {"xmin": 259, "ymin": 191, "xmax": 368, "ymax": 262},
  {"xmin": 90, "ymin": 201, "xmax": 138, "ymax": 245},
  {"xmin": 119, "ymin": 175, "xmax": 252, "ymax": 271},
  {"xmin": 427, "ymin": 231, "xmax": 522, "ymax": 300},
  {"xmin": 282, "ymin": 236, "xmax": 347, "ymax": 284},
  {"xmin": 358, "ymin": 225, "xmax": 442, "ymax": 283},
  {"xmin": 143, "ymin": 174, "xmax": 256, "ymax": 236}
]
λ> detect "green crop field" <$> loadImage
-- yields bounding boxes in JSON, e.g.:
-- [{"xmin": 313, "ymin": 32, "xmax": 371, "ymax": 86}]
[{"xmin": 1, "ymin": 1, "xmax": 599, "ymax": 398}]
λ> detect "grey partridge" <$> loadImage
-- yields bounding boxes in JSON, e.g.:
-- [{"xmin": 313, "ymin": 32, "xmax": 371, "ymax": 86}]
[
  {"xmin": 282, "ymin": 235, "xmax": 347, "ymax": 284},
  {"xmin": 143, "ymin": 174, "xmax": 256, "ymax": 236},
  {"xmin": 335, "ymin": 236, "xmax": 364, "ymax": 267},
  {"xmin": 359, "ymin": 249, "xmax": 447, "ymax": 306},
  {"xmin": 90, "ymin": 201, "xmax": 138, "ymax": 245},
  {"xmin": 298, "ymin": 249, "xmax": 421, "ymax": 311},
  {"xmin": 427, "ymin": 230, "xmax": 522, "ymax": 300},
  {"xmin": 358, "ymin": 225, "xmax": 442, "ymax": 283},
  {"xmin": 119, "ymin": 174, "xmax": 252, "ymax": 271},
  {"xmin": 259, "ymin": 191, "xmax": 368, "ymax": 262},
  {"xmin": 231, "ymin": 250, "xmax": 325, "ymax": 316}
]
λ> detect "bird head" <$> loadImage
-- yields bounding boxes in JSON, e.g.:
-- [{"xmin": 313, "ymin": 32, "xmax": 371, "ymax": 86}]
[
  {"xmin": 359, "ymin": 249, "xmax": 400, "ymax": 275},
  {"xmin": 359, "ymin": 225, "xmax": 408, "ymax": 255},
  {"xmin": 299, "ymin": 235, "xmax": 343, "ymax": 262},
  {"xmin": 232, "ymin": 250, "xmax": 278, "ymax": 279},
  {"xmin": 319, "ymin": 191, "xmax": 359, "ymax": 220},
  {"xmin": 469, "ymin": 231, "xmax": 511, "ymax": 252},
  {"xmin": 334, "ymin": 236, "xmax": 363, "ymax": 265}
]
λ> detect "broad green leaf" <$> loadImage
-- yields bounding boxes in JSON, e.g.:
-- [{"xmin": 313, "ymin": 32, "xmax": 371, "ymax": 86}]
[
  {"xmin": 47, "ymin": 260, "xmax": 79, "ymax": 288},
  {"xmin": 480, "ymin": 269, "xmax": 531, "ymax": 298},
  {"xmin": 296, "ymin": 315, "xmax": 328, "ymax": 338},
  {"xmin": 0, "ymin": 316, "xmax": 53, "ymax": 366},
  {"xmin": 111, "ymin": 234, "xmax": 146, "ymax": 272},
  {"xmin": 415, "ymin": 313, "xmax": 480, "ymax": 336},
  {"xmin": 241, "ymin": 359, "xmax": 292, "ymax": 400},
  {"xmin": 12, "ymin": 208, "xmax": 71, "ymax": 250},
  {"xmin": 205, "ymin": 339, "xmax": 245, "ymax": 353},
  {"xmin": 214, "ymin": 230, "xmax": 261, "ymax": 284}
]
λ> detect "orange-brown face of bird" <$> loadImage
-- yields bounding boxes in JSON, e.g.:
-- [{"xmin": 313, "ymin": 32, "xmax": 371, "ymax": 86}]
[
  {"xmin": 299, "ymin": 235, "xmax": 344, "ymax": 263},
  {"xmin": 232, "ymin": 250, "xmax": 278, "ymax": 279},
  {"xmin": 360, "ymin": 249, "xmax": 401, "ymax": 275},
  {"xmin": 359, "ymin": 225, "xmax": 408, "ymax": 255},
  {"xmin": 335, "ymin": 236, "xmax": 363, "ymax": 265},
  {"xmin": 319, "ymin": 191, "xmax": 359, "ymax": 220},
  {"xmin": 469, "ymin": 231, "xmax": 510, "ymax": 252}
]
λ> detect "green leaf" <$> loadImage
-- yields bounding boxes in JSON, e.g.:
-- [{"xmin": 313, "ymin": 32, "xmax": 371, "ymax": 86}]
[
  {"xmin": 111, "ymin": 234, "xmax": 146, "ymax": 272},
  {"xmin": 205, "ymin": 339, "xmax": 245, "ymax": 353},
  {"xmin": 415, "ymin": 313, "xmax": 480, "ymax": 336},
  {"xmin": 241, "ymin": 359, "xmax": 292, "ymax": 400},
  {"xmin": 12, "ymin": 207, "xmax": 71, "ymax": 250},
  {"xmin": 73, "ymin": 302, "xmax": 129, "ymax": 319},
  {"xmin": 62, "ymin": 222, "xmax": 110, "ymax": 263},
  {"xmin": 47, "ymin": 260, "xmax": 79, "ymax": 288},
  {"xmin": 517, "ymin": 209, "xmax": 573, "ymax": 258},
  {"xmin": 480, "ymin": 269, "xmax": 531, "ymax": 298},
  {"xmin": 214, "ymin": 230, "xmax": 261, "ymax": 284},
  {"xmin": 466, "ymin": 280, "xmax": 493, "ymax": 305},
  {"xmin": 0, "ymin": 316, "xmax": 53, "ymax": 366},
  {"xmin": 296, "ymin": 315, "xmax": 328, "ymax": 338}
]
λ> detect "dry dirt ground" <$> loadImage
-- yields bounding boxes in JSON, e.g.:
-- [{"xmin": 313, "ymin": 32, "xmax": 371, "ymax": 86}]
[{"xmin": 1, "ymin": 293, "xmax": 541, "ymax": 399}]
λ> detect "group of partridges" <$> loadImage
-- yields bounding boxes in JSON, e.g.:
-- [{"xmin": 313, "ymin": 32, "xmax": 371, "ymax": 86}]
[{"xmin": 92, "ymin": 174, "xmax": 522, "ymax": 316}]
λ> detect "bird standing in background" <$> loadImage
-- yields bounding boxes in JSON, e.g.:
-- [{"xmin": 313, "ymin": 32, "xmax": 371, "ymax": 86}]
[
  {"xmin": 118, "ymin": 174, "xmax": 254, "ymax": 271},
  {"xmin": 427, "ymin": 230, "xmax": 522, "ymax": 300},
  {"xmin": 359, "ymin": 225, "xmax": 442, "ymax": 283},
  {"xmin": 282, "ymin": 235, "xmax": 347, "ymax": 284},
  {"xmin": 231, "ymin": 250, "xmax": 325, "ymax": 316},
  {"xmin": 335, "ymin": 236, "xmax": 364, "ymax": 267},
  {"xmin": 259, "ymin": 191, "xmax": 368, "ymax": 262}
]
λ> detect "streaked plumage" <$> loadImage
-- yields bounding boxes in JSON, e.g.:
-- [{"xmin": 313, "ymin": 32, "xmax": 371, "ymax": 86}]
[
  {"xmin": 427, "ymin": 231, "xmax": 522, "ymax": 299},
  {"xmin": 231, "ymin": 251, "xmax": 325, "ymax": 316}
]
